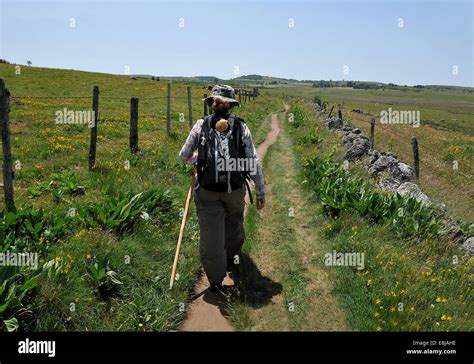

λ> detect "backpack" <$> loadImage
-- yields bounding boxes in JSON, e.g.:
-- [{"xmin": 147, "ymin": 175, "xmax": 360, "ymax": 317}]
[{"xmin": 197, "ymin": 114, "xmax": 254, "ymax": 203}]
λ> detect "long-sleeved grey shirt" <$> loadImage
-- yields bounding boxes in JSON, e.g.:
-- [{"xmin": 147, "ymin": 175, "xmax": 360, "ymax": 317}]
[{"xmin": 179, "ymin": 116, "xmax": 265, "ymax": 199}]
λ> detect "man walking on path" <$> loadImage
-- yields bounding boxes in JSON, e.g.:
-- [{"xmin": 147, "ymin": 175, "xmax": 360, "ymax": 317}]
[{"xmin": 179, "ymin": 85, "xmax": 265, "ymax": 294}]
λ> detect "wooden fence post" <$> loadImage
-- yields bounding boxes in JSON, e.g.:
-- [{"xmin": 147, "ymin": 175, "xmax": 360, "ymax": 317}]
[
  {"xmin": 338, "ymin": 109, "xmax": 342, "ymax": 120},
  {"xmin": 88, "ymin": 85, "xmax": 99, "ymax": 171},
  {"xmin": 203, "ymin": 93, "xmax": 208, "ymax": 116},
  {"xmin": 166, "ymin": 81, "xmax": 171, "ymax": 136},
  {"xmin": 412, "ymin": 136, "xmax": 420, "ymax": 180},
  {"xmin": 130, "ymin": 97, "xmax": 139, "ymax": 153},
  {"xmin": 0, "ymin": 79, "xmax": 15, "ymax": 211},
  {"xmin": 187, "ymin": 86, "xmax": 193, "ymax": 129},
  {"xmin": 370, "ymin": 118, "xmax": 375, "ymax": 150},
  {"xmin": 327, "ymin": 105, "xmax": 334, "ymax": 119}
]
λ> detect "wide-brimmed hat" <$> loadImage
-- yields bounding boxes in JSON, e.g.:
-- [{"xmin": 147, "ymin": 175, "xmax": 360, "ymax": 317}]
[{"xmin": 203, "ymin": 84, "xmax": 240, "ymax": 106}]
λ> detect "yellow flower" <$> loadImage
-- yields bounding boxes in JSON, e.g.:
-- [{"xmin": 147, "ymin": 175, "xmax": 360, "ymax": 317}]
[
  {"xmin": 373, "ymin": 312, "xmax": 380, "ymax": 318},
  {"xmin": 447, "ymin": 316, "xmax": 453, "ymax": 321},
  {"xmin": 376, "ymin": 326, "xmax": 382, "ymax": 332},
  {"xmin": 441, "ymin": 314, "xmax": 447, "ymax": 321},
  {"xmin": 409, "ymin": 307, "xmax": 416, "ymax": 313},
  {"xmin": 138, "ymin": 323, "xmax": 143, "ymax": 327},
  {"xmin": 367, "ymin": 279, "xmax": 373, "ymax": 286},
  {"xmin": 436, "ymin": 297, "xmax": 441, "ymax": 303},
  {"xmin": 55, "ymin": 256, "xmax": 62, "ymax": 263},
  {"xmin": 375, "ymin": 298, "xmax": 382, "ymax": 305},
  {"xmin": 86, "ymin": 253, "xmax": 91, "ymax": 260},
  {"xmin": 442, "ymin": 298, "xmax": 447, "ymax": 303}
]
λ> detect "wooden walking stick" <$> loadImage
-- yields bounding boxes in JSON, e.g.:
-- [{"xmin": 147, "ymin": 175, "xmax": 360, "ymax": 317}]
[{"xmin": 170, "ymin": 171, "xmax": 196, "ymax": 289}]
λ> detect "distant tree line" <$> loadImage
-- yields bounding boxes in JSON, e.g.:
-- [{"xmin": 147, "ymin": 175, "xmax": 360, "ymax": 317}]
[
  {"xmin": 311, "ymin": 80, "xmax": 471, "ymax": 93},
  {"xmin": 0, "ymin": 59, "xmax": 10, "ymax": 64}
]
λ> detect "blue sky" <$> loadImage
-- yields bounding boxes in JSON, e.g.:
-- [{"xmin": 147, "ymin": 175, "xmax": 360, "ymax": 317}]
[{"xmin": 0, "ymin": 0, "xmax": 472, "ymax": 86}]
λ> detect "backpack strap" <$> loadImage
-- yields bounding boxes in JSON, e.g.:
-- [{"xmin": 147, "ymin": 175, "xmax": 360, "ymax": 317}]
[{"xmin": 230, "ymin": 116, "xmax": 254, "ymax": 204}]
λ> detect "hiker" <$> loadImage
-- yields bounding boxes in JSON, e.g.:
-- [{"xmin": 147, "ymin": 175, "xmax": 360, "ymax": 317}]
[{"xmin": 179, "ymin": 85, "xmax": 265, "ymax": 293}]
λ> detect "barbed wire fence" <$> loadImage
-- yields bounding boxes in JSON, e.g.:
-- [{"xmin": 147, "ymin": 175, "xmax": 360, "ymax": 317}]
[
  {"xmin": 0, "ymin": 78, "xmax": 260, "ymax": 211},
  {"xmin": 308, "ymin": 99, "xmax": 474, "ymax": 181}
]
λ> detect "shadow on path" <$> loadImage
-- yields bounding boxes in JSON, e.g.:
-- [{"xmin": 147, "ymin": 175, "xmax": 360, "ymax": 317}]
[{"xmin": 232, "ymin": 252, "xmax": 283, "ymax": 309}]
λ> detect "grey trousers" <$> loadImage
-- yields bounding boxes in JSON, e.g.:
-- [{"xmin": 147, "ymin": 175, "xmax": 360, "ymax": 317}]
[{"xmin": 194, "ymin": 186, "xmax": 246, "ymax": 284}]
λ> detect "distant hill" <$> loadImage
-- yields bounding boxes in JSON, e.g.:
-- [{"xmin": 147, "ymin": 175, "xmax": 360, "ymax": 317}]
[{"xmin": 81, "ymin": 70, "xmax": 474, "ymax": 92}]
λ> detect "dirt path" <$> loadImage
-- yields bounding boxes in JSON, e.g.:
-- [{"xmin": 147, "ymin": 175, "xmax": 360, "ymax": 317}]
[
  {"xmin": 230, "ymin": 108, "xmax": 346, "ymax": 331},
  {"xmin": 180, "ymin": 111, "xmax": 282, "ymax": 331}
]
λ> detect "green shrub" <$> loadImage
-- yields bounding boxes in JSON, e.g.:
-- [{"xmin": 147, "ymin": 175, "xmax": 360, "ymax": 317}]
[
  {"xmin": 302, "ymin": 153, "xmax": 442, "ymax": 238},
  {"xmin": 0, "ymin": 207, "xmax": 66, "ymax": 254},
  {"xmin": 79, "ymin": 189, "xmax": 173, "ymax": 234},
  {"xmin": 85, "ymin": 255, "xmax": 123, "ymax": 297},
  {"xmin": 0, "ymin": 266, "xmax": 40, "ymax": 332}
]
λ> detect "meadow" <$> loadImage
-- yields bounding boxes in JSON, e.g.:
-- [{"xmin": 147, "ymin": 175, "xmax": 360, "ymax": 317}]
[{"xmin": 0, "ymin": 64, "xmax": 277, "ymax": 331}]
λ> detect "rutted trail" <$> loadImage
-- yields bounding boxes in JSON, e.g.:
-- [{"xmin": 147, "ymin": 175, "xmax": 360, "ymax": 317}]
[{"xmin": 180, "ymin": 111, "xmax": 282, "ymax": 332}]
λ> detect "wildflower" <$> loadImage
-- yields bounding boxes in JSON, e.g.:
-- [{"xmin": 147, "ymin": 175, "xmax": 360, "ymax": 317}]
[
  {"xmin": 441, "ymin": 314, "xmax": 447, "ymax": 321},
  {"xmin": 436, "ymin": 297, "xmax": 442, "ymax": 303},
  {"xmin": 373, "ymin": 312, "xmax": 380, "ymax": 318},
  {"xmin": 375, "ymin": 298, "xmax": 382, "ymax": 305},
  {"xmin": 55, "ymin": 256, "xmax": 62, "ymax": 264},
  {"xmin": 376, "ymin": 326, "xmax": 382, "ymax": 332},
  {"xmin": 447, "ymin": 316, "xmax": 453, "ymax": 321},
  {"xmin": 409, "ymin": 307, "xmax": 416, "ymax": 313},
  {"xmin": 367, "ymin": 279, "xmax": 373, "ymax": 286},
  {"xmin": 138, "ymin": 323, "xmax": 143, "ymax": 327},
  {"xmin": 351, "ymin": 226, "xmax": 358, "ymax": 235}
]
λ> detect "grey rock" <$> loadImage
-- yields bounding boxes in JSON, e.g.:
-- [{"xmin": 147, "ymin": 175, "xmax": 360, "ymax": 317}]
[
  {"xmin": 353, "ymin": 128, "xmax": 362, "ymax": 134},
  {"xmin": 324, "ymin": 117, "xmax": 343, "ymax": 130},
  {"xmin": 342, "ymin": 124, "xmax": 353, "ymax": 132},
  {"xmin": 389, "ymin": 162, "xmax": 414, "ymax": 182},
  {"xmin": 344, "ymin": 137, "xmax": 370, "ymax": 160},
  {"xmin": 396, "ymin": 182, "xmax": 431, "ymax": 206},
  {"xmin": 435, "ymin": 202, "xmax": 448, "ymax": 214},
  {"xmin": 363, "ymin": 150, "xmax": 380, "ymax": 166},
  {"xmin": 462, "ymin": 237, "xmax": 474, "ymax": 257},
  {"xmin": 377, "ymin": 177, "xmax": 402, "ymax": 192},
  {"xmin": 342, "ymin": 132, "xmax": 358, "ymax": 145},
  {"xmin": 370, "ymin": 154, "xmax": 397, "ymax": 173}
]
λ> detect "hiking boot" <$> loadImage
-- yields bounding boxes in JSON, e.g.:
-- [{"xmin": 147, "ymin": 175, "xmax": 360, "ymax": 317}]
[{"xmin": 209, "ymin": 283, "xmax": 228, "ymax": 296}]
